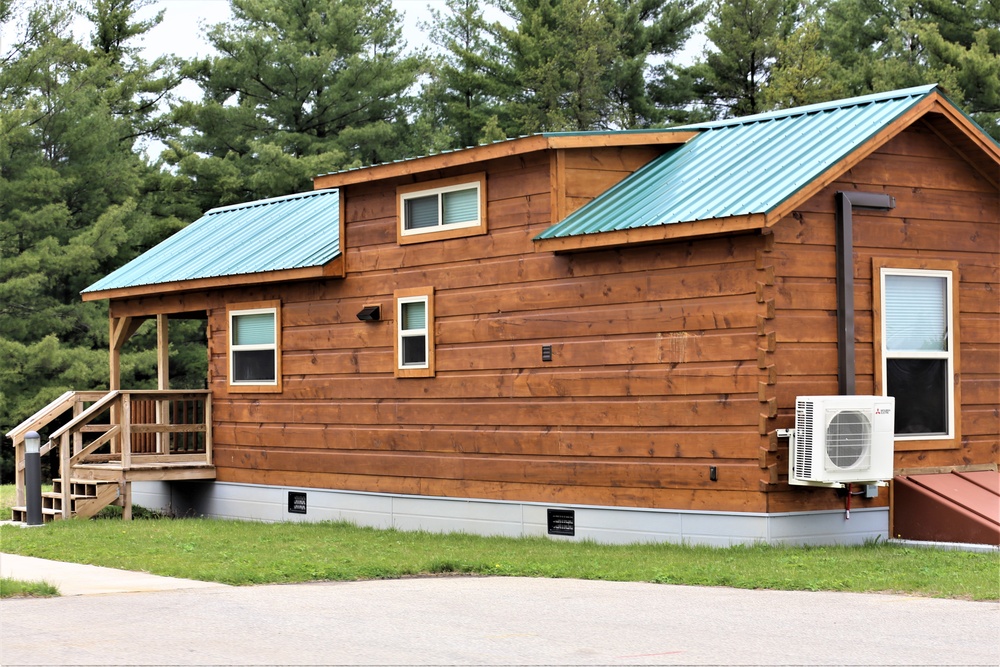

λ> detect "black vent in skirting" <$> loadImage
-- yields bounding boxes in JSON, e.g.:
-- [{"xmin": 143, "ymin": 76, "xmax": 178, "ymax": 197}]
[
  {"xmin": 547, "ymin": 508, "xmax": 575, "ymax": 536},
  {"xmin": 288, "ymin": 491, "xmax": 307, "ymax": 514}
]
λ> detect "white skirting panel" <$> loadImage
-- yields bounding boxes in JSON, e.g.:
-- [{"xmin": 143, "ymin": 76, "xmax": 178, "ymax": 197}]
[{"xmin": 131, "ymin": 481, "xmax": 889, "ymax": 547}]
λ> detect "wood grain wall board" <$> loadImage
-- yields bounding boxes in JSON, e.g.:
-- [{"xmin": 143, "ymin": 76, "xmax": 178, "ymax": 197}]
[
  {"xmin": 478, "ymin": 193, "xmax": 552, "ymax": 230},
  {"xmin": 213, "ymin": 393, "xmax": 761, "ymax": 428},
  {"xmin": 877, "ymin": 122, "xmax": 970, "ymax": 159},
  {"xmin": 773, "ymin": 311, "xmax": 870, "ymax": 344},
  {"xmin": 857, "ymin": 218, "xmax": 998, "ymax": 254},
  {"xmin": 773, "ymin": 343, "xmax": 874, "ymax": 376},
  {"xmin": 211, "ymin": 422, "xmax": 762, "ymax": 459},
  {"xmin": 431, "ymin": 268, "xmax": 756, "ymax": 320},
  {"xmin": 765, "ymin": 488, "xmax": 887, "ymax": 513},
  {"xmin": 562, "ymin": 146, "xmax": 664, "ymax": 172},
  {"xmin": 842, "ymin": 152, "xmax": 997, "ymax": 193},
  {"xmin": 959, "ymin": 314, "xmax": 1000, "ymax": 344},
  {"xmin": 564, "ymin": 168, "xmax": 635, "ymax": 199},
  {"xmin": 959, "ymin": 284, "xmax": 1000, "ymax": 314},
  {"xmin": 961, "ymin": 343, "xmax": 1000, "ymax": 366},
  {"xmin": 775, "ymin": 277, "xmax": 850, "ymax": 311},
  {"xmin": 441, "ymin": 295, "xmax": 759, "ymax": 344},
  {"xmin": 211, "ymin": 445, "xmax": 762, "ymax": 490},
  {"xmin": 348, "ymin": 233, "xmax": 756, "ymax": 283},
  {"xmin": 796, "ymin": 184, "xmax": 998, "ymax": 224},
  {"xmin": 432, "ymin": 332, "xmax": 759, "ymax": 372},
  {"xmin": 961, "ymin": 407, "xmax": 1000, "ymax": 437},
  {"xmin": 962, "ymin": 376, "xmax": 1000, "ymax": 405},
  {"xmin": 263, "ymin": 364, "xmax": 760, "ymax": 401},
  {"xmin": 894, "ymin": 437, "xmax": 999, "ymax": 471},
  {"xmin": 217, "ymin": 467, "xmax": 769, "ymax": 512}
]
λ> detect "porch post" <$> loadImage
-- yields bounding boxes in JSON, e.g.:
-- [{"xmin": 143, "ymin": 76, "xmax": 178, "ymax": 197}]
[
  {"xmin": 109, "ymin": 317, "xmax": 129, "ymax": 454},
  {"xmin": 156, "ymin": 314, "xmax": 169, "ymax": 454}
]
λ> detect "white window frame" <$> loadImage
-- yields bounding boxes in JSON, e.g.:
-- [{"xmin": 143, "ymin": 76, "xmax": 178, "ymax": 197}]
[
  {"xmin": 400, "ymin": 181, "xmax": 481, "ymax": 237},
  {"xmin": 397, "ymin": 295, "xmax": 429, "ymax": 369},
  {"xmin": 878, "ymin": 266, "xmax": 954, "ymax": 441},
  {"xmin": 396, "ymin": 173, "xmax": 487, "ymax": 245},
  {"xmin": 394, "ymin": 287, "xmax": 435, "ymax": 378},
  {"xmin": 228, "ymin": 302, "xmax": 280, "ymax": 391}
]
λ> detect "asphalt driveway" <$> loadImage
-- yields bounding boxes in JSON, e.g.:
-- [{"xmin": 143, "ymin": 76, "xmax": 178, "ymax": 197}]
[{"xmin": 2, "ymin": 574, "xmax": 998, "ymax": 665}]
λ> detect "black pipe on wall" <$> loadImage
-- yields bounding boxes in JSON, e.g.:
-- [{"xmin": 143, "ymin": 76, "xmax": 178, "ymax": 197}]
[{"xmin": 835, "ymin": 191, "xmax": 896, "ymax": 396}]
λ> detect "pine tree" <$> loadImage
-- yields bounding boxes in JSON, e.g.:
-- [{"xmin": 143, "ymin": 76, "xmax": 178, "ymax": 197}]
[
  {"xmin": 820, "ymin": 0, "xmax": 1000, "ymax": 138},
  {"xmin": 420, "ymin": 0, "xmax": 506, "ymax": 149},
  {"xmin": 691, "ymin": 0, "xmax": 800, "ymax": 118},
  {"xmin": 604, "ymin": 0, "xmax": 707, "ymax": 127},
  {"xmin": 0, "ymin": 0, "xmax": 195, "ymax": 482},
  {"xmin": 169, "ymin": 0, "xmax": 423, "ymax": 208}
]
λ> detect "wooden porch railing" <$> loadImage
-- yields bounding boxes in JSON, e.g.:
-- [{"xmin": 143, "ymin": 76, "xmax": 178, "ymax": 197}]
[{"xmin": 6, "ymin": 390, "xmax": 212, "ymax": 516}]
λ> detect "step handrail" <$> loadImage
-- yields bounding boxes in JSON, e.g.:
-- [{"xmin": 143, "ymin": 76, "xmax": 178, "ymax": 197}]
[
  {"xmin": 6, "ymin": 391, "xmax": 76, "ymax": 442},
  {"xmin": 6, "ymin": 390, "xmax": 116, "ymax": 508},
  {"xmin": 48, "ymin": 391, "xmax": 120, "ymax": 442}
]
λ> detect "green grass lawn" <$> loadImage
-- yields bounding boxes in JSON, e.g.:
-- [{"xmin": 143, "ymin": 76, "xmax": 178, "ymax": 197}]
[
  {"xmin": 0, "ymin": 577, "xmax": 59, "ymax": 598},
  {"xmin": 1, "ymin": 485, "xmax": 997, "ymax": 600}
]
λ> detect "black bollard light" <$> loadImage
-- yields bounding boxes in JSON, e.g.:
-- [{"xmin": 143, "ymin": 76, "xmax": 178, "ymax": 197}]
[{"xmin": 24, "ymin": 431, "xmax": 43, "ymax": 526}]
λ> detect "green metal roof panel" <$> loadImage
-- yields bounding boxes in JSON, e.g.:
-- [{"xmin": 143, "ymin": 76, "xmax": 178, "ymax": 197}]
[
  {"xmin": 84, "ymin": 190, "xmax": 340, "ymax": 294},
  {"xmin": 536, "ymin": 85, "xmax": 937, "ymax": 240}
]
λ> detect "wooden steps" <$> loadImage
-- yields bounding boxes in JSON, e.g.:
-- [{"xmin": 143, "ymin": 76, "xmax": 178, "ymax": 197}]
[{"xmin": 9, "ymin": 478, "xmax": 120, "ymax": 523}]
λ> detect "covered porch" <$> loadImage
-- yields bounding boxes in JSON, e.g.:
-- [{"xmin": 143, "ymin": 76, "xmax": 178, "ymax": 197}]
[{"xmin": 6, "ymin": 313, "xmax": 214, "ymax": 522}]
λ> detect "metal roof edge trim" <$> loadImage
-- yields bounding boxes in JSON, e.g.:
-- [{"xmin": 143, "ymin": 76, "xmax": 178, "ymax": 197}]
[
  {"xmin": 313, "ymin": 130, "xmax": 694, "ymax": 180},
  {"xmin": 679, "ymin": 84, "xmax": 939, "ymax": 131},
  {"xmin": 82, "ymin": 261, "xmax": 342, "ymax": 302},
  {"xmin": 207, "ymin": 188, "xmax": 338, "ymax": 215}
]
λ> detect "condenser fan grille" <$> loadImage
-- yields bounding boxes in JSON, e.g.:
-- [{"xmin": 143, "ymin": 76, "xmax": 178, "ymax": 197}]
[
  {"xmin": 794, "ymin": 399, "xmax": 815, "ymax": 479},
  {"xmin": 824, "ymin": 409, "xmax": 872, "ymax": 470}
]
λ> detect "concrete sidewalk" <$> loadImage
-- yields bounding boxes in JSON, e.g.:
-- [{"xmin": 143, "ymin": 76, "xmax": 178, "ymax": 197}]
[{"xmin": 0, "ymin": 553, "xmax": 227, "ymax": 596}]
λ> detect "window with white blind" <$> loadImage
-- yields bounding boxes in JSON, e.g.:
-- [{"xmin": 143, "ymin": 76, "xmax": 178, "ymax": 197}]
[
  {"xmin": 877, "ymin": 266, "xmax": 955, "ymax": 440},
  {"xmin": 394, "ymin": 287, "xmax": 434, "ymax": 377},
  {"xmin": 397, "ymin": 174, "xmax": 486, "ymax": 244},
  {"xmin": 228, "ymin": 301, "xmax": 281, "ymax": 391}
]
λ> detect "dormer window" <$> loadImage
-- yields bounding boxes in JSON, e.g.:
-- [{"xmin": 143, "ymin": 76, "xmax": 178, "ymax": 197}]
[{"xmin": 397, "ymin": 173, "xmax": 487, "ymax": 244}]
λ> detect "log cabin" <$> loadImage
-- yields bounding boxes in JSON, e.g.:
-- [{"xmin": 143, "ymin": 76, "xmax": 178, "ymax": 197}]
[{"xmin": 8, "ymin": 84, "xmax": 999, "ymax": 545}]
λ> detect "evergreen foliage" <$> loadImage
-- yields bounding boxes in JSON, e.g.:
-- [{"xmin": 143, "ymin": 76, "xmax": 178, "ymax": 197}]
[
  {"xmin": 0, "ymin": 0, "xmax": 200, "ymax": 481},
  {"xmin": 167, "ymin": 0, "xmax": 424, "ymax": 209}
]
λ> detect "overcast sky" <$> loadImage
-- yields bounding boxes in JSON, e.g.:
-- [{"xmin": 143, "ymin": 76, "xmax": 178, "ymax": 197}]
[{"xmin": 122, "ymin": 0, "xmax": 454, "ymax": 61}]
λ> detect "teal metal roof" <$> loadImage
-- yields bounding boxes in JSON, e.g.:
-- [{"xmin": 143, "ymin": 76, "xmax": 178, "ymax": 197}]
[
  {"xmin": 84, "ymin": 190, "xmax": 340, "ymax": 294},
  {"xmin": 536, "ymin": 85, "xmax": 939, "ymax": 240}
]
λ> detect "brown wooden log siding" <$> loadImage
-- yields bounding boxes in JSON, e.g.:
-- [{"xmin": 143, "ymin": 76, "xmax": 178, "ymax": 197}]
[
  {"xmin": 106, "ymin": 132, "xmax": 997, "ymax": 516},
  {"xmin": 766, "ymin": 123, "xmax": 1000, "ymax": 512},
  {"xmin": 193, "ymin": 147, "xmax": 772, "ymax": 512}
]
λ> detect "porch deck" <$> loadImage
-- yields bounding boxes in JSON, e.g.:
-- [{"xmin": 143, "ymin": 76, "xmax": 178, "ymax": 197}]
[{"xmin": 6, "ymin": 389, "xmax": 214, "ymax": 521}]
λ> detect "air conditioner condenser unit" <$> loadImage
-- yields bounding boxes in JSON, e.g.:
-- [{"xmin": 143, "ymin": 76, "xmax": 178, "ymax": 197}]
[{"xmin": 786, "ymin": 395, "xmax": 895, "ymax": 487}]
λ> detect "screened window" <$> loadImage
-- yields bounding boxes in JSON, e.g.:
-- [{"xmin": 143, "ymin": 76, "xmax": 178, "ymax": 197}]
[
  {"xmin": 394, "ymin": 287, "xmax": 434, "ymax": 377},
  {"xmin": 397, "ymin": 174, "xmax": 486, "ymax": 244},
  {"xmin": 880, "ymin": 268, "xmax": 954, "ymax": 438},
  {"xmin": 228, "ymin": 302, "xmax": 281, "ymax": 391}
]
